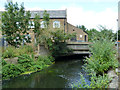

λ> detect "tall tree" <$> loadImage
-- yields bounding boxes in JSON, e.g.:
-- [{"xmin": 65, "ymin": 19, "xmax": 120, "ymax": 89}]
[
  {"xmin": 43, "ymin": 10, "xmax": 50, "ymax": 29},
  {"xmin": 33, "ymin": 14, "xmax": 41, "ymax": 54},
  {"xmin": 2, "ymin": 1, "xmax": 31, "ymax": 47}
]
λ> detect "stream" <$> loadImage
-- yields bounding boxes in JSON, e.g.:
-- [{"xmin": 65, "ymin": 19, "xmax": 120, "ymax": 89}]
[{"xmin": 3, "ymin": 55, "xmax": 90, "ymax": 88}]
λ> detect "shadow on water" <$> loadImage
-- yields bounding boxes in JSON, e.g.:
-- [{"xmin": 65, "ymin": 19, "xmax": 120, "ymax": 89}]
[{"xmin": 3, "ymin": 54, "xmax": 90, "ymax": 88}]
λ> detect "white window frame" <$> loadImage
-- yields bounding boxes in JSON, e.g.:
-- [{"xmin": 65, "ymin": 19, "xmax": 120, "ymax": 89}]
[
  {"xmin": 53, "ymin": 21, "xmax": 60, "ymax": 28},
  {"xmin": 80, "ymin": 35, "xmax": 82, "ymax": 38},
  {"xmin": 41, "ymin": 21, "xmax": 46, "ymax": 28},
  {"xmin": 28, "ymin": 21, "xmax": 35, "ymax": 28}
]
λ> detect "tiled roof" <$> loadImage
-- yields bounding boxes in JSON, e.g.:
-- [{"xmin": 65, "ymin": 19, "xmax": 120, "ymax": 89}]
[
  {"xmin": 0, "ymin": 10, "xmax": 67, "ymax": 19},
  {"xmin": 30, "ymin": 10, "xmax": 67, "ymax": 19}
]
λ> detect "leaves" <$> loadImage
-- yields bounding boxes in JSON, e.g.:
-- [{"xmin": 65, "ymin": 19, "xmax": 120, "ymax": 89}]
[{"xmin": 2, "ymin": 1, "xmax": 31, "ymax": 47}]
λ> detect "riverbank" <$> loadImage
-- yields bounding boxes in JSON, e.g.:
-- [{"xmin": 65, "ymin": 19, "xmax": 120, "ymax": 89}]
[
  {"xmin": 2, "ymin": 54, "xmax": 54, "ymax": 80},
  {"xmin": 2, "ymin": 58, "xmax": 90, "ymax": 88},
  {"xmin": 72, "ymin": 38, "xmax": 119, "ymax": 88}
]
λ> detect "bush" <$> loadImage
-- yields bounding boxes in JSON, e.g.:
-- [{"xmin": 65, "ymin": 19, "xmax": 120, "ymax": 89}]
[
  {"xmin": 72, "ymin": 72, "xmax": 111, "ymax": 88},
  {"xmin": 2, "ymin": 58, "xmax": 7, "ymax": 66},
  {"xmin": 19, "ymin": 45, "xmax": 33, "ymax": 54},
  {"xmin": 46, "ymin": 30, "xmax": 74, "ymax": 57},
  {"xmin": 2, "ymin": 64, "xmax": 24, "ymax": 79},
  {"xmin": 37, "ymin": 55, "xmax": 54, "ymax": 65},
  {"xmin": 2, "ymin": 45, "xmax": 34, "ymax": 59},
  {"xmin": 2, "ymin": 46, "xmax": 17, "ymax": 58},
  {"xmin": 17, "ymin": 54, "xmax": 35, "ymax": 71},
  {"xmin": 2, "ymin": 54, "xmax": 54, "ymax": 80},
  {"xmin": 84, "ymin": 39, "xmax": 118, "ymax": 75}
]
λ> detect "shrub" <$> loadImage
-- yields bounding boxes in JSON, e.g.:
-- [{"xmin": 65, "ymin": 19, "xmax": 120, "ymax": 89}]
[
  {"xmin": 72, "ymin": 72, "xmax": 111, "ymax": 88},
  {"xmin": 46, "ymin": 30, "xmax": 74, "ymax": 57},
  {"xmin": 2, "ymin": 45, "xmax": 34, "ymax": 59},
  {"xmin": 2, "ymin": 46, "xmax": 17, "ymax": 58},
  {"xmin": 84, "ymin": 39, "xmax": 118, "ymax": 75},
  {"xmin": 37, "ymin": 55, "xmax": 53, "ymax": 65},
  {"xmin": 16, "ymin": 45, "xmax": 34, "ymax": 56},
  {"xmin": 17, "ymin": 54, "xmax": 35, "ymax": 71},
  {"xmin": 2, "ymin": 58, "xmax": 7, "ymax": 66},
  {"xmin": 19, "ymin": 45, "xmax": 33, "ymax": 54},
  {"xmin": 2, "ymin": 64, "xmax": 24, "ymax": 79}
]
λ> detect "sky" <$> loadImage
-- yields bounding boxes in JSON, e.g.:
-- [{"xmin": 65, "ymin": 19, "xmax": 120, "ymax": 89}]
[{"xmin": 0, "ymin": 0, "xmax": 119, "ymax": 33}]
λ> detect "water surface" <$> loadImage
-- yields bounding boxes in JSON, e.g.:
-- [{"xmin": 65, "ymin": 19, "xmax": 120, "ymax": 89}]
[{"xmin": 3, "ymin": 56, "xmax": 90, "ymax": 88}]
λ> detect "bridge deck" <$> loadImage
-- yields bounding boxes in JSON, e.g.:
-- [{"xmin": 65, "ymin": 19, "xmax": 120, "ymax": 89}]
[{"xmin": 67, "ymin": 42, "xmax": 92, "ymax": 54}]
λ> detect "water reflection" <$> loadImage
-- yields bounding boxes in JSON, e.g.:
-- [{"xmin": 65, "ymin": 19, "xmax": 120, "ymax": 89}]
[{"xmin": 3, "ymin": 58, "xmax": 90, "ymax": 88}]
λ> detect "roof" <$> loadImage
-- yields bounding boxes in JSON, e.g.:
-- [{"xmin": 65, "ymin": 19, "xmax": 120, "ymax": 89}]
[
  {"xmin": 0, "ymin": 10, "xmax": 67, "ymax": 19},
  {"xmin": 30, "ymin": 10, "xmax": 67, "ymax": 19}
]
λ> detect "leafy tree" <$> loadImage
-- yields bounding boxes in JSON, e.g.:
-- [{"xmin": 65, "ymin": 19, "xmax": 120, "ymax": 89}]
[
  {"xmin": 38, "ymin": 11, "xmax": 51, "ymax": 46},
  {"xmin": 76, "ymin": 25, "xmax": 87, "ymax": 32},
  {"xmin": 86, "ymin": 28, "xmax": 99, "ymax": 41},
  {"xmin": 32, "ymin": 10, "xmax": 50, "ymax": 54},
  {"xmin": 86, "ymin": 25, "xmax": 115, "ymax": 42},
  {"xmin": 43, "ymin": 10, "xmax": 50, "ymax": 29},
  {"xmin": 2, "ymin": 1, "xmax": 31, "ymax": 47},
  {"xmin": 97, "ymin": 25, "xmax": 115, "ymax": 41},
  {"xmin": 46, "ymin": 30, "xmax": 75, "ymax": 57},
  {"xmin": 32, "ymin": 14, "xmax": 41, "ymax": 53}
]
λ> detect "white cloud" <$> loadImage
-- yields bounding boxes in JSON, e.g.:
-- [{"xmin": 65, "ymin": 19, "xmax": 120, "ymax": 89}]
[{"xmin": 61, "ymin": 6, "xmax": 118, "ymax": 32}]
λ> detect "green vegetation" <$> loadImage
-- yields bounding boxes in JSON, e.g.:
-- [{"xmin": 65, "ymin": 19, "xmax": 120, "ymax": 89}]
[
  {"xmin": 73, "ymin": 72, "xmax": 111, "ymax": 88},
  {"xmin": 2, "ymin": 54, "xmax": 54, "ymax": 80},
  {"xmin": 84, "ymin": 39, "xmax": 118, "ymax": 75},
  {"xmin": 2, "ymin": 1, "xmax": 73, "ymax": 80},
  {"xmin": 2, "ymin": 45, "xmax": 33, "ymax": 58},
  {"xmin": 77, "ymin": 25, "xmax": 117, "ymax": 41},
  {"xmin": 46, "ymin": 30, "xmax": 74, "ymax": 57},
  {"xmin": 72, "ymin": 27, "xmax": 118, "ymax": 88},
  {"xmin": 2, "ymin": 1, "xmax": 31, "ymax": 47}
]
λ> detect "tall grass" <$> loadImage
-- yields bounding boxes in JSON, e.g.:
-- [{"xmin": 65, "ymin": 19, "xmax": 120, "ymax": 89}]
[{"xmin": 2, "ymin": 45, "xmax": 34, "ymax": 58}]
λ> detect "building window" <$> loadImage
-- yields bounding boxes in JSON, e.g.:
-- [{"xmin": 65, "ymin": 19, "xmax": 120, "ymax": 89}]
[
  {"xmin": 31, "ymin": 21, "xmax": 35, "ymax": 28},
  {"xmin": 53, "ymin": 21, "xmax": 60, "ymax": 28},
  {"xmin": 41, "ymin": 21, "xmax": 46, "ymax": 28},
  {"xmin": 80, "ymin": 35, "xmax": 82, "ymax": 38},
  {"xmin": 28, "ymin": 21, "xmax": 34, "ymax": 28},
  {"xmin": 73, "ymin": 28, "xmax": 75, "ymax": 31}
]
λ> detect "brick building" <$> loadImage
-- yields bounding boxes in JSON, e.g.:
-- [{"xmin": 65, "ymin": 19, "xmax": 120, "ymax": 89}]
[
  {"xmin": 29, "ymin": 10, "xmax": 88, "ymax": 43},
  {"xmin": 0, "ymin": 10, "xmax": 88, "ymax": 47}
]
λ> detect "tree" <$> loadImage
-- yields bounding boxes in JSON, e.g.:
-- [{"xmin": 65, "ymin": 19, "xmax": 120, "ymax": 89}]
[
  {"xmin": 2, "ymin": 1, "xmax": 31, "ymax": 47},
  {"xmin": 46, "ymin": 30, "xmax": 74, "ymax": 57},
  {"xmin": 97, "ymin": 25, "xmax": 115, "ymax": 41},
  {"xmin": 32, "ymin": 14, "xmax": 41, "ymax": 54},
  {"xmin": 76, "ymin": 25, "xmax": 87, "ymax": 32},
  {"xmin": 32, "ymin": 10, "xmax": 50, "ymax": 54},
  {"xmin": 86, "ymin": 25, "xmax": 115, "ymax": 42},
  {"xmin": 86, "ymin": 28, "xmax": 99, "ymax": 41},
  {"xmin": 43, "ymin": 10, "xmax": 50, "ymax": 29}
]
